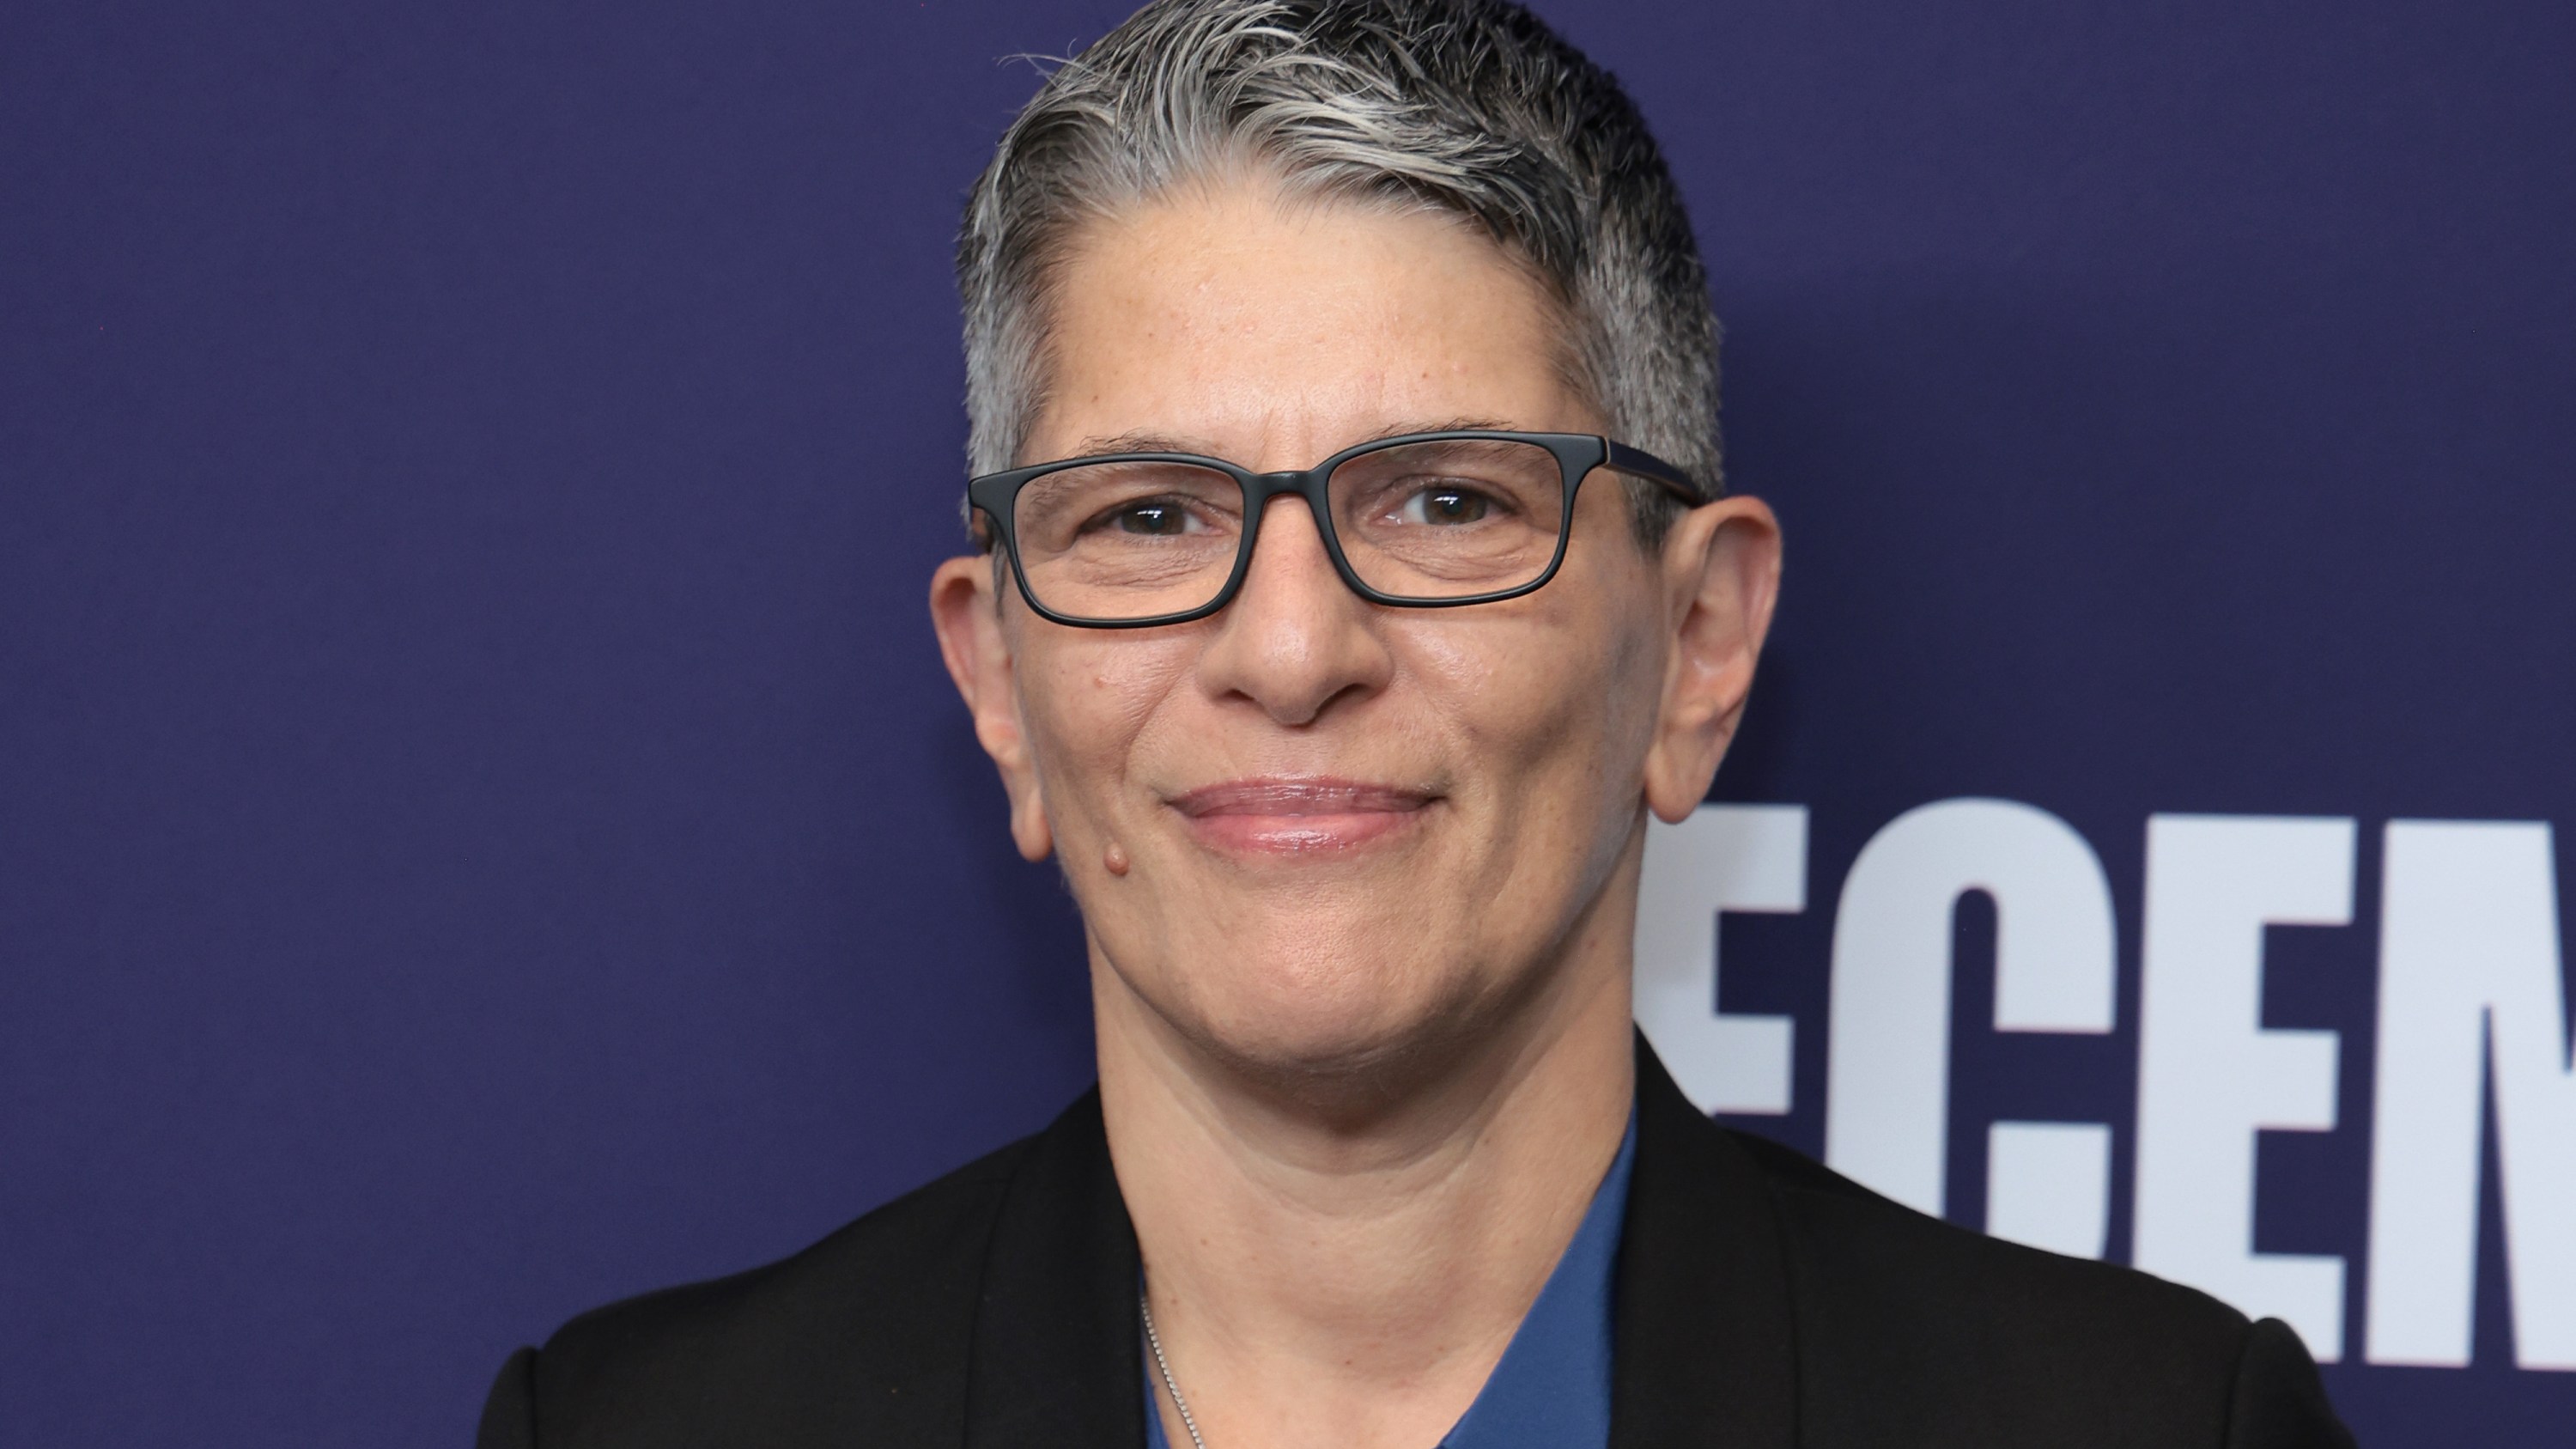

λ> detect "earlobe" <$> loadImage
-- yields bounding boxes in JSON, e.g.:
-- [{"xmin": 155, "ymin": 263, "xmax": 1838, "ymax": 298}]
[
  {"xmin": 929, "ymin": 554, "xmax": 1056, "ymax": 862},
  {"xmin": 1008, "ymin": 782, "xmax": 1054, "ymax": 862},
  {"xmin": 1641, "ymin": 497, "xmax": 1783, "ymax": 823}
]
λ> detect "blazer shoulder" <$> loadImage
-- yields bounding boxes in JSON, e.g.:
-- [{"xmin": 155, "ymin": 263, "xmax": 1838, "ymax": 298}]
[
  {"xmin": 497, "ymin": 1135, "xmax": 1036, "ymax": 1449},
  {"xmin": 1716, "ymin": 1128, "xmax": 2337, "ymax": 1448},
  {"xmin": 1722, "ymin": 1123, "xmax": 2245, "ymax": 1333}
]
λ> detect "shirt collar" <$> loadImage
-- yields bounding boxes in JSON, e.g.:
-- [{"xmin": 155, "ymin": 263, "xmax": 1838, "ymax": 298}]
[
  {"xmin": 1438, "ymin": 1107, "xmax": 1635, "ymax": 1449},
  {"xmin": 1144, "ymin": 1109, "xmax": 1637, "ymax": 1449}
]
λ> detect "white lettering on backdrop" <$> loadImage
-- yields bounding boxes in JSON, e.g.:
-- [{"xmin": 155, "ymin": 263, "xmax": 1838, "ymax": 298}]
[
  {"xmin": 1821, "ymin": 800, "xmax": 2117, "ymax": 1252},
  {"xmin": 1636, "ymin": 801, "xmax": 2576, "ymax": 1373},
  {"xmin": 2366, "ymin": 821, "xmax": 2576, "ymax": 1370},
  {"xmin": 1633, "ymin": 805, "xmax": 1803, "ymax": 1114},
  {"xmin": 2133, "ymin": 814, "xmax": 2353, "ymax": 1360}
]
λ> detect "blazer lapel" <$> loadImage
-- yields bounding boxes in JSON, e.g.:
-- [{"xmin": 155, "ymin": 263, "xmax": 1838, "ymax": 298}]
[
  {"xmin": 963, "ymin": 1087, "xmax": 1149, "ymax": 1449},
  {"xmin": 957, "ymin": 1043, "xmax": 1798, "ymax": 1449},
  {"xmin": 1610, "ymin": 1037, "xmax": 1801, "ymax": 1449}
]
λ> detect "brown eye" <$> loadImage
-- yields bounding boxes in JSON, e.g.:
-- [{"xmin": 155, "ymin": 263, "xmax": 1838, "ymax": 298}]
[
  {"xmin": 1399, "ymin": 485, "xmax": 1494, "ymax": 525},
  {"xmin": 1103, "ymin": 499, "xmax": 1199, "ymax": 536}
]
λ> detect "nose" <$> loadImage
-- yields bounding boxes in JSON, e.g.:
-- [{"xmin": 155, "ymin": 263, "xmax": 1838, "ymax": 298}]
[{"xmin": 1193, "ymin": 492, "xmax": 1393, "ymax": 727}]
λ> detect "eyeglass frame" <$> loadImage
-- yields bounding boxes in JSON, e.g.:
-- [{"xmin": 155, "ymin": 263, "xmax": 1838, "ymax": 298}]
[{"xmin": 964, "ymin": 429, "xmax": 1713, "ymax": 630}]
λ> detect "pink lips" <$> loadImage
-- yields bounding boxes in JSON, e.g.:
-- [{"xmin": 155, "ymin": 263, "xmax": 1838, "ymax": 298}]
[{"xmin": 1166, "ymin": 777, "xmax": 1437, "ymax": 855}]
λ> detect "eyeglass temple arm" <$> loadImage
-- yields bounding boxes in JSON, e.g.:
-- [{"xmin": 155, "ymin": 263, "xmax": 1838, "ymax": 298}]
[{"xmin": 1602, "ymin": 439, "xmax": 1717, "ymax": 504}]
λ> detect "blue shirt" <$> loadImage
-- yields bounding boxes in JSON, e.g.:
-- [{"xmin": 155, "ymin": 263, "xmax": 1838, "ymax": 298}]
[{"xmin": 1145, "ymin": 1112, "xmax": 1635, "ymax": 1449}]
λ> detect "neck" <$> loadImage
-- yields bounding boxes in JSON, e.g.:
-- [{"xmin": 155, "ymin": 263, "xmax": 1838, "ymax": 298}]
[{"xmin": 1094, "ymin": 861, "xmax": 1640, "ymax": 1449}]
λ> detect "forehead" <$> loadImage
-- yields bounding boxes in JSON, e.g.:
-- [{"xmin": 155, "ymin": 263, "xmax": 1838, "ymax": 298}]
[{"xmin": 1027, "ymin": 179, "xmax": 1597, "ymax": 464}]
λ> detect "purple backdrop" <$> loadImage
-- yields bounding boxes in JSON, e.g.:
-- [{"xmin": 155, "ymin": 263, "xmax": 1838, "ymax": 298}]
[{"xmin": 4, "ymin": 1, "xmax": 2572, "ymax": 1444}]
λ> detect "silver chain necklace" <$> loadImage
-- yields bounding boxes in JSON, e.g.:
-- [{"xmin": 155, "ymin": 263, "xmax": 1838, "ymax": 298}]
[{"xmin": 1139, "ymin": 1286, "xmax": 1212, "ymax": 1449}]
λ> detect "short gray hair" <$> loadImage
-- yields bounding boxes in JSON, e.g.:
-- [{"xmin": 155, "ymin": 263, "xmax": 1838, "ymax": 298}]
[{"xmin": 957, "ymin": 0, "xmax": 1721, "ymax": 544}]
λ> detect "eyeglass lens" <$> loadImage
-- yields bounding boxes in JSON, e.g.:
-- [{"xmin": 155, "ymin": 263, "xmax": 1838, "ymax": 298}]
[{"xmin": 1008, "ymin": 438, "xmax": 1570, "ymax": 621}]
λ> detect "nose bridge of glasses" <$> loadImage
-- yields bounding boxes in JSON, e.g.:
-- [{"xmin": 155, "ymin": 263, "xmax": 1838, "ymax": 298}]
[
  {"xmin": 1246, "ymin": 466, "xmax": 1323, "ymax": 501},
  {"xmin": 1230, "ymin": 471, "xmax": 1354, "ymax": 593},
  {"xmin": 1234, "ymin": 466, "xmax": 1335, "ymax": 536}
]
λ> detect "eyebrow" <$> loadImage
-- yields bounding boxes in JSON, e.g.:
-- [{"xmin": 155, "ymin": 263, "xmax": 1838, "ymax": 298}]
[{"xmin": 1060, "ymin": 417, "xmax": 1526, "ymax": 463}]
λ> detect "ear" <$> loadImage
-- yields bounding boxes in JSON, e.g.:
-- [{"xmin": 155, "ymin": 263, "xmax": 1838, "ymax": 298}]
[
  {"xmin": 1641, "ymin": 496, "xmax": 1783, "ymax": 824},
  {"xmin": 929, "ymin": 554, "xmax": 1054, "ymax": 861}
]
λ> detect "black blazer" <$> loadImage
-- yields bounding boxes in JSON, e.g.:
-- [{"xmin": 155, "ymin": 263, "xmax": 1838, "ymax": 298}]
[{"xmin": 478, "ymin": 1041, "xmax": 2354, "ymax": 1447}]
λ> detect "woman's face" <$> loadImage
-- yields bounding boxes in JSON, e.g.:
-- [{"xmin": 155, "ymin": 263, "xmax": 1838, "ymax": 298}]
[{"xmin": 933, "ymin": 176, "xmax": 1768, "ymax": 1084}]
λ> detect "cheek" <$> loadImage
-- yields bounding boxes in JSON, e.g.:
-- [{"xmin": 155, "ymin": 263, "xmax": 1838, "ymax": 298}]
[
  {"xmin": 1394, "ymin": 600, "xmax": 1666, "ymax": 898},
  {"xmin": 1401, "ymin": 580, "xmax": 1656, "ymax": 776},
  {"xmin": 1014, "ymin": 631, "xmax": 1192, "ymax": 801}
]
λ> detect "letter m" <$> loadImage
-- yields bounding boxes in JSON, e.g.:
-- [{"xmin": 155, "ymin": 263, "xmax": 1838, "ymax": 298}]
[{"xmin": 2366, "ymin": 820, "xmax": 2576, "ymax": 1369}]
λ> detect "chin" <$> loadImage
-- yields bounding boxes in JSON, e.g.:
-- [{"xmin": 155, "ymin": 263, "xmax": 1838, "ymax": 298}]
[
  {"xmin": 1198, "ymin": 999, "xmax": 1434, "ymax": 1083},
  {"xmin": 1149, "ymin": 931, "xmax": 1522, "ymax": 1096}
]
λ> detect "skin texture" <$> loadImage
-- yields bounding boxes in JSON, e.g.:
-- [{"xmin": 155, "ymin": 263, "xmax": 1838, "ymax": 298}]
[{"xmin": 930, "ymin": 174, "xmax": 1781, "ymax": 1449}]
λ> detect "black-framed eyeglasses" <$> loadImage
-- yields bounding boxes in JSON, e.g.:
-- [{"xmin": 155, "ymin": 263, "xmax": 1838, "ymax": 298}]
[{"xmin": 965, "ymin": 430, "xmax": 1710, "ymax": 629}]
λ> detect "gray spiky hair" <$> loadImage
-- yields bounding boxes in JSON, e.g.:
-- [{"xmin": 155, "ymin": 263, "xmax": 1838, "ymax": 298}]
[{"xmin": 957, "ymin": 0, "xmax": 1720, "ymax": 544}]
